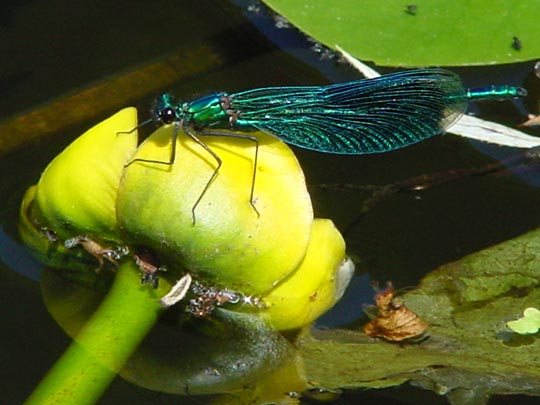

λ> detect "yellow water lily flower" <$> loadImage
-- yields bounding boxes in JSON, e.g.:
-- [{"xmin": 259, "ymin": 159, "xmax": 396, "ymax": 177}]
[
  {"xmin": 259, "ymin": 219, "xmax": 354, "ymax": 331},
  {"xmin": 33, "ymin": 108, "xmax": 138, "ymax": 241},
  {"xmin": 117, "ymin": 125, "xmax": 314, "ymax": 295},
  {"xmin": 20, "ymin": 108, "xmax": 352, "ymax": 331}
]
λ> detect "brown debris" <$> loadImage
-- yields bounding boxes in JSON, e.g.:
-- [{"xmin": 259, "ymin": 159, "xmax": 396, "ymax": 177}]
[
  {"xmin": 363, "ymin": 282, "xmax": 428, "ymax": 342},
  {"xmin": 134, "ymin": 248, "xmax": 167, "ymax": 288},
  {"xmin": 187, "ymin": 281, "xmax": 242, "ymax": 317},
  {"xmin": 64, "ymin": 235, "xmax": 127, "ymax": 271}
]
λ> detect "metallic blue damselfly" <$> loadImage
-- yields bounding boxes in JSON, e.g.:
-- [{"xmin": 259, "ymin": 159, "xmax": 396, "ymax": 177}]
[{"xmin": 131, "ymin": 68, "xmax": 526, "ymax": 221}]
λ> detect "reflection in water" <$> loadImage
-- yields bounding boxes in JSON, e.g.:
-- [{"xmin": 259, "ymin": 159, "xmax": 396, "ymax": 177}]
[
  {"xmin": 316, "ymin": 273, "xmax": 373, "ymax": 328},
  {"xmin": 0, "ymin": 226, "xmax": 43, "ymax": 281},
  {"xmin": 41, "ymin": 268, "xmax": 306, "ymax": 401},
  {"xmin": 473, "ymin": 141, "xmax": 540, "ymax": 187}
]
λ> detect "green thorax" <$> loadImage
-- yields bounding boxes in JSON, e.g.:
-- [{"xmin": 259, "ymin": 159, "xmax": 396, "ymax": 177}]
[{"xmin": 184, "ymin": 93, "xmax": 229, "ymax": 127}]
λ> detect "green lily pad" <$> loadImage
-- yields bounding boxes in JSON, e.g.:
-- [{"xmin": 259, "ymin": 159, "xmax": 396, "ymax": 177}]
[
  {"xmin": 507, "ymin": 307, "xmax": 540, "ymax": 335},
  {"xmin": 262, "ymin": 0, "xmax": 540, "ymax": 66},
  {"xmin": 298, "ymin": 227, "xmax": 540, "ymax": 403}
]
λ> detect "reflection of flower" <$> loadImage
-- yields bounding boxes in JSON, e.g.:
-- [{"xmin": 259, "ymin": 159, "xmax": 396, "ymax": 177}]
[{"xmin": 19, "ymin": 108, "xmax": 352, "ymax": 331}]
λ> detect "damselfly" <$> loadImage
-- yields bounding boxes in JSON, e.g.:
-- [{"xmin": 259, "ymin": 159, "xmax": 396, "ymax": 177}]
[{"xmin": 130, "ymin": 68, "xmax": 526, "ymax": 221}]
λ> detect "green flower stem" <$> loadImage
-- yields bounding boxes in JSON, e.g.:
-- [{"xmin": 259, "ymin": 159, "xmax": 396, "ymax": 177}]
[{"xmin": 26, "ymin": 262, "xmax": 170, "ymax": 404}]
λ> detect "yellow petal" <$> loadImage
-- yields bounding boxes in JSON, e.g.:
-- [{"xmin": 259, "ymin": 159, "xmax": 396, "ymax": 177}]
[
  {"xmin": 117, "ymin": 126, "xmax": 313, "ymax": 295},
  {"xmin": 18, "ymin": 185, "xmax": 99, "ymax": 271},
  {"xmin": 260, "ymin": 218, "xmax": 354, "ymax": 331},
  {"xmin": 34, "ymin": 108, "xmax": 138, "ymax": 241}
]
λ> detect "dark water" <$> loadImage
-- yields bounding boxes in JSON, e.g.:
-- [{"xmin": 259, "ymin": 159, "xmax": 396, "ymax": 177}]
[{"xmin": 1, "ymin": 0, "xmax": 539, "ymax": 403}]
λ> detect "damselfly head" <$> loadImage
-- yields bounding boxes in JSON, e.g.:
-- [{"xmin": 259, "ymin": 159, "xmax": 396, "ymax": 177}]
[
  {"xmin": 152, "ymin": 93, "xmax": 177, "ymax": 126},
  {"xmin": 158, "ymin": 107, "xmax": 176, "ymax": 125}
]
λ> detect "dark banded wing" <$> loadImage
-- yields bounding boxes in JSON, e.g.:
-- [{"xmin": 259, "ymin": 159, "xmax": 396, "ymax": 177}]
[{"xmin": 229, "ymin": 69, "xmax": 468, "ymax": 154}]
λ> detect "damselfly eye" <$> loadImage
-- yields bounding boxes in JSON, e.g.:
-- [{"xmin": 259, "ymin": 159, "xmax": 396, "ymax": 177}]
[{"xmin": 159, "ymin": 107, "xmax": 176, "ymax": 124}]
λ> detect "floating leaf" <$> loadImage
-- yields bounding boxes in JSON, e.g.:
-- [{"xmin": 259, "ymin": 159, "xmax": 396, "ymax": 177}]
[
  {"xmin": 262, "ymin": 0, "xmax": 540, "ymax": 66},
  {"xmin": 297, "ymin": 227, "xmax": 540, "ymax": 402},
  {"xmin": 507, "ymin": 307, "xmax": 540, "ymax": 335}
]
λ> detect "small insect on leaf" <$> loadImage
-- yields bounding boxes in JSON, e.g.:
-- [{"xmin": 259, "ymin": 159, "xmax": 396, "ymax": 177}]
[
  {"xmin": 512, "ymin": 36, "xmax": 522, "ymax": 51},
  {"xmin": 363, "ymin": 282, "xmax": 428, "ymax": 342},
  {"xmin": 507, "ymin": 307, "xmax": 540, "ymax": 335},
  {"xmin": 404, "ymin": 4, "xmax": 417, "ymax": 15}
]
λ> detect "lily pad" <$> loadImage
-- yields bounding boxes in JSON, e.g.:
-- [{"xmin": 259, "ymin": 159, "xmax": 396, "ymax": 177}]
[
  {"xmin": 298, "ymin": 227, "xmax": 540, "ymax": 403},
  {"xmin": 507, "ymin": 307, "xmax": 540, "ymax": 335},
  {"xmin": 262, "ymin": 0, "xmax": 540, "ymax": 66}
]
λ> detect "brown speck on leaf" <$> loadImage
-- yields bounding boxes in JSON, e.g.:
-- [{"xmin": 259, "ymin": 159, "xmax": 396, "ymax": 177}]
[{"xmin": 363, "ymin": 282, "xmax": 428, "ymax": 342}]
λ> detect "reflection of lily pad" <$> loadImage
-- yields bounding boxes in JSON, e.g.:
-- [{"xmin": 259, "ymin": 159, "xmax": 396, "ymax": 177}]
[{"xmin": 299, "ymin": 227, "xmax": 540, "ymax": 403}]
